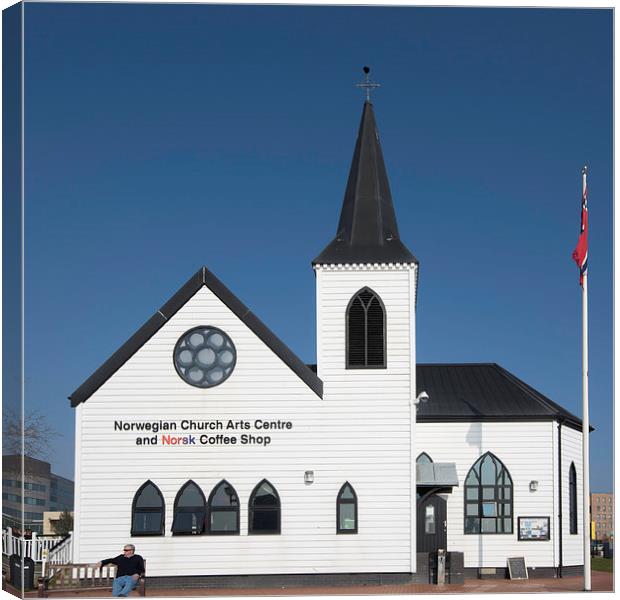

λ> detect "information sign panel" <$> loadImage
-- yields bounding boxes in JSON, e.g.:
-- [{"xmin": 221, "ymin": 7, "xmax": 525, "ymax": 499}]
[{"xmin": 518, "ymin": 516, "xmax": 550, "ymax": 541}]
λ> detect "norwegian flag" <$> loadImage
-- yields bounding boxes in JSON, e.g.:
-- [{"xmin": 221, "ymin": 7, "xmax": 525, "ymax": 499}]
[{"xmin": 572, "ymin": 178, "xmax": 588, "ymax": 286}]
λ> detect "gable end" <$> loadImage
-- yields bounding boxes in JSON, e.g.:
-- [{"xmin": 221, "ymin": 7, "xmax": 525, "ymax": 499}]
[{"xmin": 69, "ymin": 267, "xmax": 322, "ymax": 407}]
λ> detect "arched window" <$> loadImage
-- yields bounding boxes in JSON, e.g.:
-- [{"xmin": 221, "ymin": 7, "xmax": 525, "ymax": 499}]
[
  {"xmin": 131, "ymin": 480, "xmax": 165, "ymax": 536},
  {"xmin": 337, "ymin": 482, "xmax": 358, "ymax": 534},
  {"xmin": 416, "ymin": 453, "xmax": 434, "ymax": 500},
  {"xmin": 346, "ymin": 288, "xmax": 386, "ymax": 368},
  {"xmin": 569, "ymin": 463, "xmax": 577, "ymax": 534},
  {"xmin": 464, "ymin": 452, "xmax": 513, "ymax": 534},
  {"xmin": 172, "ymin": 480, "xmax": 206, "ymax": 535},
  {"xmin": 208, "ymin": 480, "xmax": 239, "ymax": 535},
  {"xmin": 249, "ymin": 479, "xmax": 280, "ymax": 534},
  {"xmin": 416, "ymin": 452, "xmax": 433, "ymax": 465}
]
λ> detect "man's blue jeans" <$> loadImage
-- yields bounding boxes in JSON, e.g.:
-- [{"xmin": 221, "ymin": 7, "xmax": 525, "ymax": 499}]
[{"xmin": 112, "ymin": 575, "xmax": 138, "ymax": 597}]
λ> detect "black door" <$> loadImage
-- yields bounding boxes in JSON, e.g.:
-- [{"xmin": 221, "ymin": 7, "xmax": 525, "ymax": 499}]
[{"xmin": 417, "ymin": 494, "xmax": 447, "ymax": 553}]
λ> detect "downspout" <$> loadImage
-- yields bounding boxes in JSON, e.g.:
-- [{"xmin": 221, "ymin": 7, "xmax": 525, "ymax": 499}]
[
  {"xmin": 410, "ymin": 396, "xmax": 416, "ymax": 575},
  {"xmin": 557, "ymin": 419, "xmax": 563, "ymax": 578}
]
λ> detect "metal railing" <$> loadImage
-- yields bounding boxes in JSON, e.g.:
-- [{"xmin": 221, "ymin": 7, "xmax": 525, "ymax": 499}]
[{"xmin": 43, "ymin": 532, "xmax": 73, "ymax": 573}]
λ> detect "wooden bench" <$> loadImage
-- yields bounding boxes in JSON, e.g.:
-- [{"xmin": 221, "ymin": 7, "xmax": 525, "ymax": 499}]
[{"xmin": 37, "ymin": 562, "xmax": 146, "ymax": 597}]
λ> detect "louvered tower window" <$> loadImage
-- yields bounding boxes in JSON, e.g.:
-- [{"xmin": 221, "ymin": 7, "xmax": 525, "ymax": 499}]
[{"xmin": 346, "ymin": 288, "xmax": 386, "ymax": 368}]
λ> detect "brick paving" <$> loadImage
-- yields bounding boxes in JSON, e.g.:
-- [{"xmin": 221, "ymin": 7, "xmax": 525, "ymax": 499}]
[{"xmin": 7, "ymin": 570, "xmax": 612, "ymax": 598}]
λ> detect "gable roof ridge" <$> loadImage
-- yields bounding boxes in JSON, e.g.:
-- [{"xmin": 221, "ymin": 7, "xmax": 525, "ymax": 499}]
[
  {"xmin": 199, "ymin": 266, "xmax": 321, "ymax": 397},
  {"xmin": 69, "ymin": 267, "xmax": 323, "ymax": 406}
]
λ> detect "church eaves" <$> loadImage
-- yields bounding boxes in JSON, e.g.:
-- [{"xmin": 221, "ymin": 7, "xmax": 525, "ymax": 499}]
[{"xmin": 313, "ymin": 101, "xmax": 418, "ymax": 266}]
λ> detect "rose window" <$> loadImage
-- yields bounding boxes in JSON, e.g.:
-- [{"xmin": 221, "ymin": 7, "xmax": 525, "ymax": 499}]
[{"xmin": 174, "ymin": 326, "xmax": 236, "ymax": 388}]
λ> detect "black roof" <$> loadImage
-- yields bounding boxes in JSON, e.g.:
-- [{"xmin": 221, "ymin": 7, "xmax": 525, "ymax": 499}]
[
  {"xmin": 313, "ymin": 101, "xmax": 418, "ymax": 266},
  {"xmin": 416, "ymin": 363, "xmax": 587, "ymax": 431},
  {"xmin": 69, "ymin": 267, "xmax": 323, "ymax": 406}
]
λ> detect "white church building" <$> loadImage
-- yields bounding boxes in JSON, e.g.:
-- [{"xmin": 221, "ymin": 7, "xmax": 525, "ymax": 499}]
[{"xmin": 70, "ymin": 100, "xmax": 586, "ymax": 585}]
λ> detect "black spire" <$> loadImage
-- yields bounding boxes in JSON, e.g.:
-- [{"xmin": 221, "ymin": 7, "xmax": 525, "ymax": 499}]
[{"xmin": 312, "ymin": 101, "xmax": 418, "ymax": 266}]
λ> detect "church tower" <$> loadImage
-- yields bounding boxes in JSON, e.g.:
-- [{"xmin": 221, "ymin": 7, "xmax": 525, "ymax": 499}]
[{"xmin": 313, "ymin": 99, "xmax": 419, "ymax": 402}]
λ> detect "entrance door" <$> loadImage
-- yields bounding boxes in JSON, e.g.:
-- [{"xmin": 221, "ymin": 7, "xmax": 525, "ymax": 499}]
[{"xmin": 417, "ymin": 494, "xmax": 447, "ymax": 553}]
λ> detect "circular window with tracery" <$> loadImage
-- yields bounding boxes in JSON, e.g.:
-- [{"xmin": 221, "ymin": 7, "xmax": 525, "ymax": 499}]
[{"xmin": 173, "ymin": 326, "xmax": 237, "ymax": 388}]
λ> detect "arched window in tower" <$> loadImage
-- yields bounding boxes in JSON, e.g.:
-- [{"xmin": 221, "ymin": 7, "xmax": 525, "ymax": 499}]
[
  {"xmin": 346, "ymin": 288, "xmax": 386, "ymax": 368},
  {"xmin": 131, "ymin": 480, "xmax": 165, "ymax": 536},
  {"xmin": 172, "ymin": 480, "xmax": 207, "ymax": 535},
  {"xmin": 464, "ymin": 452, "xmax": 513, "ymax": 534},
  {"xmin": 569, "ymin": 463, "xmax": 578, "ymax": 534},
  {"xmin": 207, "ymin": 480, "xmax": 240, "ymax": 535},
  {"xmin": 249, "ymin": 479, "xmax": 280, "ymax": 534}
]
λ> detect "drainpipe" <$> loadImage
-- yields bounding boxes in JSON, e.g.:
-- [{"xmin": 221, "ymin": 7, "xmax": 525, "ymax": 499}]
[{"xmin": 557, "ymin": 419, "xmax": 563, "ymax": 578}]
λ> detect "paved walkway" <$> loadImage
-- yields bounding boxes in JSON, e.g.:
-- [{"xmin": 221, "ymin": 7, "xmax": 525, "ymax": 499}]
[{"xmin": 9, "ymin": 571, "xmax": 612, "ymax": 597}]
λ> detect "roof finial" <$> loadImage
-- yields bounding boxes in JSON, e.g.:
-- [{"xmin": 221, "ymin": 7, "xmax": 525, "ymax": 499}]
[{"xmin": 355, "ymin": 66, "xmax": 381, "ymax": 103}]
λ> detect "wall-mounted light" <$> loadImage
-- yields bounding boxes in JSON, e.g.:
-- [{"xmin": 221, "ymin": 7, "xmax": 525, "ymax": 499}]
[
  {"xmin": 414, "ymin": 391, "xmax": 430, "ymax": 405},
  {"xmin": 304, "ymin": 470, "xmax": 314, "ymax": 484},
  {"xmin": 529, "ymin": 480, "xmax": 538, "ymax": 492}
]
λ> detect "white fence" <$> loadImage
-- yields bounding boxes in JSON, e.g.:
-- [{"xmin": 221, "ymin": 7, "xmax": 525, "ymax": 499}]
[{"xmin": 2, "ymin": 528, "xmax": 71, "ymax": 564}]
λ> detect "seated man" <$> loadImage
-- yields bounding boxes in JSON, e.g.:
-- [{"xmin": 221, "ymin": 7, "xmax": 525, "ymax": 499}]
[{"xmin": 94, "ymin": 544, "xmax": 145, "ymax": 597}]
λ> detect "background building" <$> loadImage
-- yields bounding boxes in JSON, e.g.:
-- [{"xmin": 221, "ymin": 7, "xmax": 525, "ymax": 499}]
[
  {"xmin": 591, "ymin": 492, "xmax": 614, "ymax": 541},
  {"xmin": 2, "ymin": 455, "xmax": 74, "ymax": 534},
  {"xmin": 43, "ymin": 511, "xmax": 75, "ymax": 535}
]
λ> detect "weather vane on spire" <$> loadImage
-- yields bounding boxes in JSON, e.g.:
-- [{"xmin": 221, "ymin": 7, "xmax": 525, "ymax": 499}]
[{"xmin": 355, "ymin": 66, "xmax": 381, "ymax": 102}]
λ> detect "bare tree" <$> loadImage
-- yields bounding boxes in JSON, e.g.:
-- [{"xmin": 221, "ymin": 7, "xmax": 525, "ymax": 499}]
[{"xmin": 2, "ymin": 408, "xmax": 58, "ymax": 459}]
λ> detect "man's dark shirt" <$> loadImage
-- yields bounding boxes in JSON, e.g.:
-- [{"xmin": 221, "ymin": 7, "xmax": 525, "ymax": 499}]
[{"xmin": 101, "ymin": 554, "xmax": 145, "ymax": 578}]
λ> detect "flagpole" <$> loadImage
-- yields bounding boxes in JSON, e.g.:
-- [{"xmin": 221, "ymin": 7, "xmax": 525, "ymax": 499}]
[{"xmin": 581, "ymin": 165, "xmax": 591, "ymax": 592}]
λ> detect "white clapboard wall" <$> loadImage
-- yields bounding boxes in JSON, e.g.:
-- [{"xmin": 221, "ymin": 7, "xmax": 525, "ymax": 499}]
[
  {"xmin": 314, "ymin": 264, "xmax": 418, "ymax": 573},
  {"xmin": 74, "ymin": 262, "xmax": 418, "ymax": 577},
  {"xmin": 416, "ymin": 421, "xmax": 583, "ymax": 569},
  {"xmin": 557, "ymin": 424, "xmax": 585, "ymax": 567}
]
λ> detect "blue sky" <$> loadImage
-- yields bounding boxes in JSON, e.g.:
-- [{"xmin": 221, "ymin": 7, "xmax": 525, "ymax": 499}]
[{"xmin": 19, "ymin": 4, "xmax": 612, "ymax": 490}]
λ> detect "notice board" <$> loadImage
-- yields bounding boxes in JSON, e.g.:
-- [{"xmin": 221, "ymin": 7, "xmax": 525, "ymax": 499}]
[{"xmin": 518, "ymin": 516, "xmax": 550, "ymax": 541}]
